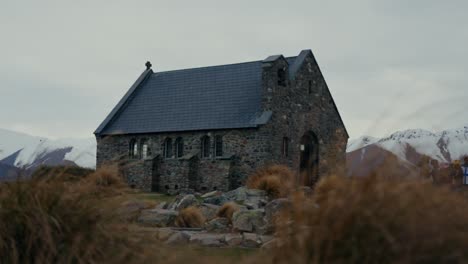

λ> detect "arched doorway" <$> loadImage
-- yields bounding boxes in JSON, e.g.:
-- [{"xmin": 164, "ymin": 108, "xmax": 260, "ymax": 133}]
[{"xmin": 299, "ymin": 131, "xmax": 319, "ymax": 186}]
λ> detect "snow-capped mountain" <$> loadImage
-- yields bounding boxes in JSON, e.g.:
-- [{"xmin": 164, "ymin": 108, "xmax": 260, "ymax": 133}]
[
  {"xmin": 0, "ymin": 128, "xmax": 96, "ymax": 174},
  {"xmin": 347, "ymin": 125, "xmax": 468, "ymax": 164}
]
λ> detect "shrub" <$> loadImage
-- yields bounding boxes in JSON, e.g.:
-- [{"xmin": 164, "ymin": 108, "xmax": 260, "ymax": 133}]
[
  {"xmin": 246, "ymin": 165, "xmax": 295, "ymax": 198},
  {"xmin": 270, "ymin": 175, "xmax": 468, "ymax": 264},
  {"xmin": 85, "ymin": 165, "xmax": 125, "ymax": 187},
  {"xmin": 175, "ymin": 207, "xmax": 205, "ymax": 228},
  {"xmin": 31, "ymin": 165, "xmax": 94, "ymax": 182},
  {"xmin": 216, "ymin": 202, "xmax": 240, "ymax": 223}
]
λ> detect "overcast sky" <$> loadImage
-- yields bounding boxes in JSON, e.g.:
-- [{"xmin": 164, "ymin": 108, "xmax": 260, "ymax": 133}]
[{"xmin": 1, "ymin": 0, "xmax": 467, "ymax": 139}]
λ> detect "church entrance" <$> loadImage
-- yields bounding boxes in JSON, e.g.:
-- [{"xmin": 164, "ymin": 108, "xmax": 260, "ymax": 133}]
[
  {"xmin": 151, "ymin": 157, "xmax": 161, "ymax": 192},
  {"xmin": 299, "ymin": 131, "xmax": 319, "ymax": 186}
]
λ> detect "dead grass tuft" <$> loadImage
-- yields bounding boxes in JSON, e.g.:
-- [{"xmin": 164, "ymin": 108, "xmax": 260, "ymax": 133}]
[
  {"xmin": 246, "ymin": 165, "xmax": 295, "ymax": 198},
  {"xmin": 175, "ymin": 206, "xmax": 205, "ymax": 228},
  {"xmin": 216, "ymin": 202, "xmax": 240, "ymax": 223},
  {"xmin": 271, "ymin": 175, "xmax": 468, "ymax": 264}
]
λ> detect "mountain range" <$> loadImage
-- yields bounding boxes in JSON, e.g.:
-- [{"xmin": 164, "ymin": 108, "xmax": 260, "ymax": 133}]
[
  {"xmin": 347, "ymin": 125, "xmax": 468, "ymax": 178},
  {"xmin": 1, "ymin": 125, "xmax": 467, "ymax": 180},
  {"xmin": 0, "ymin": 128, "xmax": 95, "ymax": 179}
]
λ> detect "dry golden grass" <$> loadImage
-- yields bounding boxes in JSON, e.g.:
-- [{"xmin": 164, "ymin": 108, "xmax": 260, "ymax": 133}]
[
  {"xmin": 175, "ymin": 206, "xmax": 206, "ymax": 228},
  {"xmin": 216, "ymin": 202, "xmax": 240, "ymax": 223},
  {"xmin": 269, "ymin": 174, "xmax": 468, "ymax": 264},
  {"xmin": 246, "ymin": 164, "xmax": 295, "ymax": 198}
]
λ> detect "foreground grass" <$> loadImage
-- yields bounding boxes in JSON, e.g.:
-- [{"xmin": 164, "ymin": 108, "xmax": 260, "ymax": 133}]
[{"xmin": 5, "ymin": 165, "xmax": 468, "ymax": 263}]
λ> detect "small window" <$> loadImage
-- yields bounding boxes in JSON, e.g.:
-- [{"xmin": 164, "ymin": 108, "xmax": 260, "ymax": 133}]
[
  {"xmin": 129, "ymin": 139, "xmax": 138, "ymax": 159},
  {"xmin": 308, "ymin": 80, "xmax": 312, "ymax": 94},
  {"xmin": 141, "ymin": 139, "xmax": 151, "ymax": 159},
  {"xmin": 282, "ymin": 137, "xmax": 289, "ymax": 157},
  {"xmin": 201, "ymin": 136, "xmax": 211, "ymax": 158},
  {"xmin": 175, "ymin": 137, "xmax": 184, "ymax": 158},
  {"xmin": 277, "ymin": 68, "xmax": 286, "ymax": 86},
  {"xmin": 215, "ymin": 135, "xmax": 223, "ymax": 157},
  {"xmin": 164, "ymin": 138, "xmax": 173, "ymax": 158}
]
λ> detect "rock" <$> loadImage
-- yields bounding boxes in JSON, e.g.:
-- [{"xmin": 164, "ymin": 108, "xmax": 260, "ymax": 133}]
[
  {"xmin": 232, "ymin": 210, "xmax": 266, "ymax": 233},
  {"xmin": 205, "ymin": 217, "xmax": 230, "ymax": 233},
  {"xmin": 175, "ymin": 194, "xmax": 199, "ymax": 211},
  {"xmin": 155, "ymin": 201, "xmax": 168, "ymax": 210},
  {"xmin": 261, "ymin": 238, "xmax": 279, "ymax": 250},
  {"xmin": 189, "ymin": 233, "xmax": 225, "ymax": 247},
  {"xmin": 117, "ymin": 200, "xmax": 151, "ymax": 221},
  {"xmin": 156, "ymin": 227, "xmax": 175, "ymax": 241},
  {"xmin": 264, "ymin": 198, "xmax": 292, "ymax": 226},
  {"xmin": 204, "ymin": 195, "xmax": 228, "ymax": 206},
  {"xmin": 201, "ymin": 190, "xmax": 220, "ymax": 199},
  {"xmin": 165, "ymin": 231, "xmax": 190, "ymax": 245},
  {"xmin": 199, "ymin": 203, "xmax": 220, "ymax": 221},
  {"xmin": 259, "ymin": 235, "xmax": 274, "ymax": 244},
  {"xmin": 137, "ymin": 209, "xmax": 178, "ymax": 227},
  {"xmin": 246, "ymin": 189, "xmax": 267, "ymax": 197},
  {"xmin": 224, "ymin": 233, "xmax": 243, "ymax": 247},
  {"xmin": 242, "ymin": 232, "xmax": 261, "ymax": 248},
  {"xmin": 224, "ymin": 187, "xmax": 248, "ymax": 201}
]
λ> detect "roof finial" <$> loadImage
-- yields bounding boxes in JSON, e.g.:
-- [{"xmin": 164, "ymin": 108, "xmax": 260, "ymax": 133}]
[{"xmin": 145, "ymin": 61, "xmax": 152, "ymax": 70}]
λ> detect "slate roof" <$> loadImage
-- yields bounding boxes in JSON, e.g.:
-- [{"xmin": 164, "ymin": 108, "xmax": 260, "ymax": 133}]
[{"xmin": 95, "ymin": 57, "xmax": 298, "ymax": 135}]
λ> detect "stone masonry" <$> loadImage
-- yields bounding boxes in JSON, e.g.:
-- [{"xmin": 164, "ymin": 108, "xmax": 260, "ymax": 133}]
[{"xmin": 95, "ymin": 50, "xmax": 348, "ymax": 193}]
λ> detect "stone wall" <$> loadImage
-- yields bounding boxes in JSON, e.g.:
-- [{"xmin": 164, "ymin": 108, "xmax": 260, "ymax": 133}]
[
  {"xmin": 95, "ymin": 51, "xmax": 348, "ymax": 192},
  {"xmin": 96, "ymin": 128, "xmax": 274, "ymax": 193},
  {"xmin": 260, "ymin": 53, "xmax": 348, "ymax": 184}
]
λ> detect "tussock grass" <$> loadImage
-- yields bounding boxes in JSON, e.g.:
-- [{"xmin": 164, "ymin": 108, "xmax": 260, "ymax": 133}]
[
  {"xmin": 246, "ymin": 165, "xmax": 295, "ymax": 198},
  {"xmin": 175, "ymin": 206, "xmax": 206, "ymax": 228},
  {"xmin": 216, "ymin": 202, "xmax": 240, "ymax": 223},
  {"xmin": 270, "ymin": 175, "xmax": 468, "ymax": 264}
]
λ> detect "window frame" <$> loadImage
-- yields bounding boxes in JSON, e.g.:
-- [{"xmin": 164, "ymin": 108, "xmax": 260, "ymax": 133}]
[
  {"xmin": 175, "ymin": 137, "xmax": 184, "ymax": 158},
  {"xmin": 129, "ymin": 139, "xmax": 139, "ymax": 159},
  {"xmin": 215, "ymin": 135, "xmax": 223, "ymax": 157},
  {"xmin": 163, "ymin": 138, "xmax": 173, "ymax": 159},
  {"xmin": 201, "ymin": 136, "xmax": 211, "ymax": 158}
]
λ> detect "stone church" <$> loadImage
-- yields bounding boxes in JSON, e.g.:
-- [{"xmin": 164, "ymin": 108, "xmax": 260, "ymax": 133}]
[{"xmin": 94, "ymin": 49, "xmax": 348, "ymax": 193}]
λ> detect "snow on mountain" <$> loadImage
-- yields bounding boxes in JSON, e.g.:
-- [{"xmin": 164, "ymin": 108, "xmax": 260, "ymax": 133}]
[
  {"xmin": 0, "ymin": 128, "xmax": 96, "ymax": 170},
  {"xmin": 347, "ymin": 125, "xmax": 468, "ymax": 164},
  {"xmin": 347, "ymin": 136, "xmax": 379, "ymax": 152}
]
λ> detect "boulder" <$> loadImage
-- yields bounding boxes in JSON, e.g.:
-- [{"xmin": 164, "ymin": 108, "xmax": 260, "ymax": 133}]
[
  {"xmin": 264, "ymin": 198, "xmax": 292, "ymax": 226},
  {"xmin": 175, "ymin": 194, "xmax": 199, "ymax": 211},
  {"xmin": 137, "ymin": 209, "xmax": 178, "ymax": 227},
  {"xmin": 156, "ymin": 227, "xmax": 175, "ymax": 241},
  {"xmin": 224, "ymin": 187, "xmax": 248, "ymax": 201},
  {"xmin": 224, "ymin": 233, "xmax": 243, "ymax": 247},
  {"xmin": 232, "ymin": 209, "xmax": 266, "ymax": 233},
  {"xmin": 261, "ymin": 238, "xmax": 279, "ymax": 250},
  {"xmin": 242, "ymin": 233, "xmax": 261, "ymax": 248},
  {"xmin": 201, "ymin": 190, "xmax": 220, "ymax": 199},
  {"xmin": 189, "ymin": 233, "xmax": 225, "ymax": 247},
  {"xmin": 204, "ymin": 195, "xmax": 228, "ymax": 206},
  {"xmin": 165, "ymin": 231, "xmax": 190, "ymax": 245},
  {"xmin": 205, "ymin": 217, "xmax": 230, "ymax": 233},
  {"xmin": 155, "ymin": 201, "xmax": 168, "ymax": 210},
  {"xmin": 117, "ymin": 200, "xmax": 151, "ymax": 221},
  {"xmin": 199, "ymin": 203, "xmax": 220, "ymax": 221}
]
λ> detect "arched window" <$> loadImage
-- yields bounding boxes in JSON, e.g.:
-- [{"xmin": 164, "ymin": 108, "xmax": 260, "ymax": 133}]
[
  {"xmin": 277, "ymin": 68, "xmax": 286, "ymax": 86},
  {"xmin": 164, "ymin": 138, "xmax": 173, "ymax": 158},
  {"xmin": 201, "ymin": 136, "xmax": 211, "ymax": 158},
  {"xmin": 282, "ymin": 137, "xmax": 289, "ymax": 157},
  {"xmin": 175, "ymin": 137, "xmax": 184, "ymax": 158},
  {"xmin": 215, "ymin": 135, "xmax": 223, "ymax": 157},
  {"xmin": 129, "ymin": 139, "xmax": 138, "ymax": 158},
  {"xmin": 141, "ymin": 139, "xmax": 151, "ymax": 159}
]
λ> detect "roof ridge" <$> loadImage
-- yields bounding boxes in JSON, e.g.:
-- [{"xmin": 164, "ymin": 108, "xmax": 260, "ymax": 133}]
[{"xmin": 154, "ymin": 56, "xmax": 298, "ymax": 75}]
